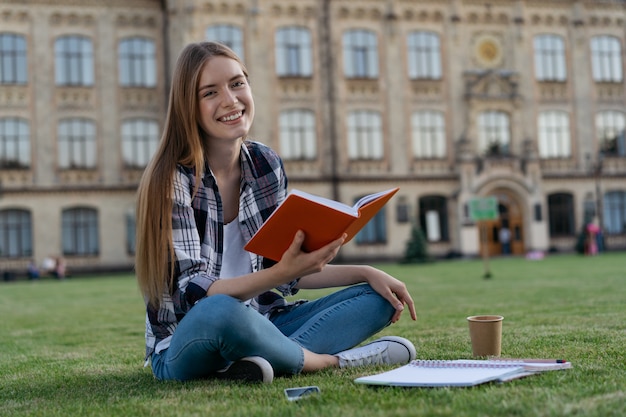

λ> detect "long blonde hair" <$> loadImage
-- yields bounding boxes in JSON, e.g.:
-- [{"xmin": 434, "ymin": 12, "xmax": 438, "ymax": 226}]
[{"xmin": 135, "ymin": 42, "xmax": 249, "ymax": 307}]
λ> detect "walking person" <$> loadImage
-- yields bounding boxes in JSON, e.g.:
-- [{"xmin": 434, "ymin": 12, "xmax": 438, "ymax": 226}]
[
  {"xmin": 585, "ymin": 217, "xmax": 600, "ymax": 256},
  {"xmin": 499, "ymin": 225, "xmax": 511, "ymax": 255},
  {"xmin": 134, "ymin": 42, "xmax": 417, "ymax": 383}
]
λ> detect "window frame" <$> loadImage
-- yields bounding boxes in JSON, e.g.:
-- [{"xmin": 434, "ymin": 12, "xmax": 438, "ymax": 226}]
[
  {"xmin": 342, "ymin": 29, "xmax": 379, "ymax": 79},
  {"xmin": 275, "ymin": 26, "xmax": 313, "ymax": 77},
  {"xmin": 121, "ymin": 118, "xmax": 159, "ymax": 168},
  {"xmin": 533, "ymin": 34, "xmax": 567, "ymax": 82},
  {"xmin": 0, "ymin": 32, "xmax": 28, "ymax": 84},
  {"xmin": 603, "ymin": 191, "xmax": 626, "ymax": 235},
  {"xmin": 61, "ymin": 207, "xmax": 100, "ymax": 256},
  {"xmin": 547, "ymin": 192, "xmax": 575, "ymax": 237},
  {"xmin": 590, "ymin": 35, "xmax": 623, "ymax": 83},
  {"xmin": 0, "ymin": 209, "xmax": 33, "ymax": 258},
  {"xmin": 347, "ymin": 110, "xmax": 383, "ymax": 160},
  {"xmin": 538, "ymin": 111, "xmax": 571, "ymax": 158},
  {"xmin": 279, "ymin": 109, "xmax": 317, "ymax": 161},
  {"xmin": 478, "ymin": 110, "xmax": 511, "ymax": 156},
  {"xmin": 0, "ymin": 117, "xmax": 30, "ymax": 169},
  {"xmin": 118, "ymin": 37, "xmax": 157, "ymax": 87},
  {"xmin": 418, "ymin": 195, "xmax": 449, "ymax": 242},
  {"xmin": 411, "ymin": 110, "xmax": 446, "ymax": 159},
  {"xmin": 54, "ymin": 35, "xmax": 94, "ymax": 87},
  {"xmin": 57, "ymin": 118, "xmax": 97, "ymax": 169},
  {"xmin": 407, "ymin": 31, "xmax": 442, "ymax": 80},
  {"xmin": 596, "ymin": 111, "xmax": 625, "ymax": 157}
]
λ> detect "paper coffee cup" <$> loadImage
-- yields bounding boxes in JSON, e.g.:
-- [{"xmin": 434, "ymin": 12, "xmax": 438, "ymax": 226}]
[{"xmin": 467, "ymin": 315, "xmax": 503, "ymax": 357}]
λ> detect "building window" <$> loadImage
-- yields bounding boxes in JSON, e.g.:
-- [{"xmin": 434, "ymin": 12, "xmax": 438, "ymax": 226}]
[
  {"xmin": 0, "ymin": 33, "xmax": 27, "ymax": 84},
  {"xmin": 533, "ymin": 34, "xmax": 566, "ymax": 82},
  {"xmin": 205, "ymin": 24, "xmax": 244, "ymax": 59},
  {"xmin": 62, "ymin": 207, "xmax": 99, "ymax": 256},
  {"xmin": 279, "ymin": 109, "xmax": 316, "ymax": 160},
  {"xmin": 347, "ymin": 110, "xmax": 383, "ymax": 160},
  {"xmin": 411, "ymin": 111, "xmax": 445, "ymax": 158},
  {"xmin": 0, "ymin": 117, "xmax": 30, "ymax": 168},
  {"xmin": 0, "ymin": 209, "xmax": 32, "ymax": 258},
  {"xmin": 538, "ymin": 111, "xmax": 571, "ymax": 158},
  {"xmin": 603, "ymin": 191, "xmax": 626, "ymax": 235},
  {"xmin": 547, "ymin": 193, "xmax": 575, "ymax": 237},
  {"xmin": 58, "ymin": 118, "xmax": 97, "ymax": 169},
  {"xmin": 119, "ymin": 37, "xmax": 156, "ymax": 87},
  {"xmin": 275, "ymin": 27, "xmax": 312, "ymax": 77},
  {"xmin": 396, "ymin": 196, "xmax": 410, "ymax": 223},
  {"xmin": 596, "ymin": 111, "xmax": 625, "ymax": 157},
  {"xmin": 478, "ymin": 111, "xmax": 510, "ymax": 156},
  {"xmin": 121, "ymin": 118, "xmax": 159, "ymax": 168},
  {"xmin": 419, "ymin": 196, "xmax": 449, "ymax": 242},
  {"xmin": 407, "ymin": 31, "xmax": 441, "ymax": 80},
  {"xmin": 343, "ymin": 29, "xmax": 378, "ymax": 79},
  {"xmin": 355, "ymin": 200, "xmax": 387, "ymax": 244},
  {"xmin": 591, "ymin": 35, "xmax": 623, "ymax": 83},
  {"xmin": 55, "ymin": 35, "xmax": 94, "ymax": 86}
]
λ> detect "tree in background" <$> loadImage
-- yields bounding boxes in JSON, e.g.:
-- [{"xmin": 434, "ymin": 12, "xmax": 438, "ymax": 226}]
[{"xmin": 403, "ymin": 223, "xmax": 431, "ymax": 263}]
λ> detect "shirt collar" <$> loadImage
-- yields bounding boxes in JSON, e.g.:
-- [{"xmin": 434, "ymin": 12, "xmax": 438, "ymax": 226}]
[{"xmin": 240, "ymin": 141, "xmax": 260, "ymax": 188}]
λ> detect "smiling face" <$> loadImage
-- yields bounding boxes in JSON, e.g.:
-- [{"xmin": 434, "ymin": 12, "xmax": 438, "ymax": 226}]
[{"xmin": 196, "ymin": 55, "xmax": 254, "ymax": 144}]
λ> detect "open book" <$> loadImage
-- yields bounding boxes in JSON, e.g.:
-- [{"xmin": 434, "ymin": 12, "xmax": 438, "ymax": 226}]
[
  {"xmin": 244, "ymin": 187, "xmax": 399, "ymax": 262},
  {"xmin": 354, "ymin": 359, "xmax": 572, "ymax": 387}
]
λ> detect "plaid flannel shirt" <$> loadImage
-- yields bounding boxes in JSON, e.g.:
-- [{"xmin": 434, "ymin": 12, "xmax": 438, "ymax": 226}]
[{"xmin": 144, "ymin": 141, "xmax": 300, "ymax": 360}]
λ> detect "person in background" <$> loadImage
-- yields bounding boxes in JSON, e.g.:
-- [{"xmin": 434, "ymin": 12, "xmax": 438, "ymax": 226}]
[
  {"xmin": 134, "ymin": 42, "xmax": 417, "ymax": 384},
  {"xmin": 499, "ymin": 224, "xmax": 511, "ymax": 255},
  {"xmin": 52, "ymin": 257, "xmax": 66, "ymax": 280},
  {"xmin": 42, "ymin": 257, "xmax": 55, "ymax": 276},
  {"xmin": 585, "ymin": 217, "xmax": 600, "ymax": 256},
  {"xmin": 27, "ymin": 260, "xmax": 40, "ymax": 280}
]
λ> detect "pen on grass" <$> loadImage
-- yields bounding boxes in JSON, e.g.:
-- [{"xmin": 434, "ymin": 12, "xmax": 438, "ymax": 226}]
[{"xmin": 495, "ymin": 358, "xmax": 568, "ymax": 364}]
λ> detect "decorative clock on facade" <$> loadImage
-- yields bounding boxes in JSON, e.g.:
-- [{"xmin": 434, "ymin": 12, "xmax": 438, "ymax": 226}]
[{"xmin": 474, "ymin": 34, "xmax": 503, "ymax": 67}]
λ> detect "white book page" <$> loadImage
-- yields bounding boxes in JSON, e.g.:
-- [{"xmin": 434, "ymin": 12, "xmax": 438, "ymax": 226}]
[
  {"xmin": 354, "ymin": 359, "xmax": 570, "ymax": 387},
  {"xmin": 353, "ymin": 188, "xmax": 396, "ymax": 209},
  {"xmin": 354, "ymin": 362, "xmax": 525, "ymax": 387},
  {"xmin": 290, "ymin": 189, "xmax": 358, "ymax": 216}
]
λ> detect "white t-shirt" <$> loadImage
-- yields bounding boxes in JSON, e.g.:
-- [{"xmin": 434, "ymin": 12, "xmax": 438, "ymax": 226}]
[{"xmin": 221, "ymin": 221, "xmax": 253, "ymax": 303}]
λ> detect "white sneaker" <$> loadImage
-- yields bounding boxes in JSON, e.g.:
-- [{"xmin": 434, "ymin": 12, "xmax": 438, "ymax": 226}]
[
  {"xmin": 336, "ymin": 336, "xmax": 416, "ymax": 368},
  {"xmin": 216, "ymin": 356, "xmax": 274, "ymax": 384}
]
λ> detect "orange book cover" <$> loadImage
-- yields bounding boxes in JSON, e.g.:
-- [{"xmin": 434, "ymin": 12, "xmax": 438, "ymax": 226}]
[{"xmin": 244, "ymin": 187, "xmax": 399, "ymax": 261}]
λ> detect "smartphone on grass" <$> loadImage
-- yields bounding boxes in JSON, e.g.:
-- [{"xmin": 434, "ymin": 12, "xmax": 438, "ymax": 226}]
[{"xmin": 284, "ymin": 386, "xmax": 321, "ymax": 401}]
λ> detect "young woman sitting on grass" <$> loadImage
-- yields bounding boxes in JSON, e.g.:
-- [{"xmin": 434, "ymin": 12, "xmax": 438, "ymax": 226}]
[{"xmin": 134, "ymin": 41, "xmax": 417, "ymax": 383}]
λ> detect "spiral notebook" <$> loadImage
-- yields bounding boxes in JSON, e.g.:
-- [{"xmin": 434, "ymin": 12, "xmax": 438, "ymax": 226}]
[{"xmin": 354, "ymin": 359, "xmax": 571, "ymax": 387}]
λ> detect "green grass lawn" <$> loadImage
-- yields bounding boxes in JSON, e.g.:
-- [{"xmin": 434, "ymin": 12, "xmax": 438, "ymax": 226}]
[{"xmin": 1, "ymin": 252, "xmax": 624, "ymax": 417}]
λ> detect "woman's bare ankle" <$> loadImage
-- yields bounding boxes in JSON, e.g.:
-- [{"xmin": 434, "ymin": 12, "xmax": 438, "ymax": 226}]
[{"xmin": 301, "ymin": 350, "xmax": 340, "ymax": 372}]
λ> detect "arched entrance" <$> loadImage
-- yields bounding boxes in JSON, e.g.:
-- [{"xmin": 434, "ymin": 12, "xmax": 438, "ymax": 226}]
[{"xmin": 480, "ymin": 190, "xmax": 525, "ymax": 256}]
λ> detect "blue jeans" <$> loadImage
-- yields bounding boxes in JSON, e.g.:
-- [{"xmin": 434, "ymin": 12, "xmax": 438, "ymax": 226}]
[{"xmin": 151, "ymin": 283, "xmax": 395, "ymax": 381}]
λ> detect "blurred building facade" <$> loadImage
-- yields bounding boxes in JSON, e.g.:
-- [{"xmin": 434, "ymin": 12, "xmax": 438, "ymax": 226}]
[{"xmin": 0, "ymin": 0, "xmax": 625, "ymax": 274}]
